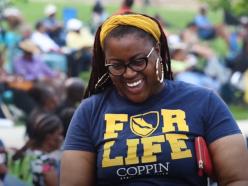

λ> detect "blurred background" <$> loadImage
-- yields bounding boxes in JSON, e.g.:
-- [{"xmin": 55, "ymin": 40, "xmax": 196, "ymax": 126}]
[
  {"xmin": 0, "ymin": 0, "xmax": 248, "ymax": 148},
  {"xmin": 0, "ymin": 0, "xmax": 247, "ymax": 185}
]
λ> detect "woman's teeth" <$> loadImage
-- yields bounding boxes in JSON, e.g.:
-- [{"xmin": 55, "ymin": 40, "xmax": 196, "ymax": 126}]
[{"xmin": 127, "ymin": 80, "xmax": 142, "ymax": 87}]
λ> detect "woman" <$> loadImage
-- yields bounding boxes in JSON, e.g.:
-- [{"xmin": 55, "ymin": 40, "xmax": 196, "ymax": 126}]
[
  {"xmin": 9, "ymin": 113, "xmax": 64, "ymax": 186},
  {"xmin": 61, "ymin": 13, "xmax": 248, "ymax": 185}
]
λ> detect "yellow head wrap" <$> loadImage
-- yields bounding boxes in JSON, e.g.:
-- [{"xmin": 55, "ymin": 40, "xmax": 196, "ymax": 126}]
[{"xmin": 100, "ymin": 14, "xmax": 161, "ymax": 48}]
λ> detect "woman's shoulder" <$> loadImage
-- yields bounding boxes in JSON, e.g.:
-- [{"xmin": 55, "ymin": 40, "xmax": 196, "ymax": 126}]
[
  {"xmin": 168, "ymin": 80, "xmax": 213, "ymax": 94},
  {"xmin": 77, "ymin": 87, "xmax": 114, "ymax": 110}
]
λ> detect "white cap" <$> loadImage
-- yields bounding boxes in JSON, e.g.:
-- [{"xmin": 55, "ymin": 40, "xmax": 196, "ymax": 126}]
[
  {"xmin": 3, "ymin": 7, "xmax": 21, "ymax": 17},
  {"xmin": 66, "ymin": 19, "xmax": 83, "ymax": 31},
  {"xmin": 44, "ymin": 4, "xmax": 57, "ymax": 16},
  {"xmin": 240, "ymin": 16, "xmax": 248, "ymax": 25},
  {"xmin": 168, "ymin": 34, "xmax": 187, "ymax": 50}
]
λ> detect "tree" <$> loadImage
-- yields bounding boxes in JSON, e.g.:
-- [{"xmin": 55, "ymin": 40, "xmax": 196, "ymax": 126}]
[{"xmin": 199, "ymin": 0, "xmax": 248, "ymax": 17}]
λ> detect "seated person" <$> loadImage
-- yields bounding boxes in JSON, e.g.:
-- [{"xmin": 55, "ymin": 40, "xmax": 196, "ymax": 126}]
[
  {"xmin": 31, "ymin": 21, "xmax": 67, "ymax": 73},
  {"xmin": 66, "ymin": 19, "xmax": 94, "ymax": 51},
  {"xmin": 56, "ymin": 77, "xmax": 85, "ymax": 114},
  {"xmin": 27, "ymin": 84, "xmax": 59, "ymax": 132},
  {"xmin": 0, "ymin": 50, "xmax": 37, "ymax": 117},
  {"xmin": 194, "ymin": 5, "xmax": 215, "ymax": 40},
  {"xmin": 117, "ymin": 0, "xmax": 134, "ymax": 14},
  {"xmin": 91, "ymin": 1, "xmax": 108, "ymax": 34},
  {"xmin": 8, "ymin": 113, "xmax": 63, "ymax": 186},
  {"xmin": 31, "ymin": 21, "xmax": 60, "ymax": 53},
  {"xmin": 168, "ymin": 36, "xmax": 222, "ymax": 92},
  {"xmin": 194, "ymin": 5, "xmax": 229, "ymax": 43},
  {"xmin": 66, "ymin": 19, "xmax": 93, "ymax": 75},
  {"xmin": 180, "ymin": 22, "xmax": 199, "ymax": 46},
  {"xmin": 13, "ymin": 39, "xmax": 59, "ymax": 81},
  {"xmin": 2, "ymin": 7, "xmax": 23, "ymax": 73},
  {"xmin": 59, "ymin": 107, "xmax": 75, "ymax": 138},
  {"xmin": 43, "ymin": 4, "xmax": 65, "ymax": 46}
]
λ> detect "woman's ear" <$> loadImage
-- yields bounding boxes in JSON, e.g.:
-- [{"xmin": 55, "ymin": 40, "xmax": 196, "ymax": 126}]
[
  {"xmin": 155, "ymin": 42, "xmax": 161, "ymax": 60},
  {"xmin": 155, "ymin": 42, "xmax": 160, "ymax": 53}
]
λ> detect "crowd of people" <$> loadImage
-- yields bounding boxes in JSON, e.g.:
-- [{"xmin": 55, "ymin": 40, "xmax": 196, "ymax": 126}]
[
  {"xmin": 168, "ymin": 4, "xmax": 248, "ymax": 104},
  {"xmin": 0, "ymin": 0, "xmax": 248, "ymax": 185}
]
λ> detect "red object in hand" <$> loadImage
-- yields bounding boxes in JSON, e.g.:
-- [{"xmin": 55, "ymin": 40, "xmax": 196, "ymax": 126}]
[{"xmin": 194, "ymin": 136, "xmax": 215, "ymax": 179}]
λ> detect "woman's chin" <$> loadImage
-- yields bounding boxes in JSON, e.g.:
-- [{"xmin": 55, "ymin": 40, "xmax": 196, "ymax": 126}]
[{"xmin": 126, "ymin": 93, "xmax": 148, "ymax": 103}]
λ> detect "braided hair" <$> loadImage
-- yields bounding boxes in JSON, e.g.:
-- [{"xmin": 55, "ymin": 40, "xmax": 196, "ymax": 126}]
[
  {"xmin": 84, "ymin": 13, "xmax": 173, "ymax": 98},
  {"xmin": 13, "ymin": 113, "xmax": 63, "ymax": 160}
]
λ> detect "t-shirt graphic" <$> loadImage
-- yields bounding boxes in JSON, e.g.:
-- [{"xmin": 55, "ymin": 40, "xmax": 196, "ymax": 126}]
[{"xmin": 101, "ymin": 108, "xmax": 193, "ymax": 184}]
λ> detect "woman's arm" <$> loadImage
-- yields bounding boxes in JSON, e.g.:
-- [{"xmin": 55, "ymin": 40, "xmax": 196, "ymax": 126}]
[
  {"xmin": 209, "ymin": 134, "xmax": 248, "ymax": 186},
  {"xmin": 60, "ymin": 150, "xmax": 96, "ymax": 186}
]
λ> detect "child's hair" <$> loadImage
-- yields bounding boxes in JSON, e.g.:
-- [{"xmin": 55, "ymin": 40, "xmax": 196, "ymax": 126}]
[
  {"xmin": 59, "ymin": 107, "xmax": 75, "ymax": 138},
  {"xmin": 13, "ymin": 113, "xmax": 62, "ymax": 160},
  {"xmin": 65, "ymin": 78, "xmax": 85, "ymax": 105}
]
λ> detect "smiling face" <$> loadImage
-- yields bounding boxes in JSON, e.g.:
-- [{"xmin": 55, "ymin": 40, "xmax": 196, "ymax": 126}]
[{"xmin": 104, "ymin": 33, "xmax": 164, "ymax": 103}]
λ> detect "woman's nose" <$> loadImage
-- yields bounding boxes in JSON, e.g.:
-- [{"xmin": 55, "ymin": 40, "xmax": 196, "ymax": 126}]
[{"xmin": 123, "ymin": 66, "xmax": 137, "ymax": 78}]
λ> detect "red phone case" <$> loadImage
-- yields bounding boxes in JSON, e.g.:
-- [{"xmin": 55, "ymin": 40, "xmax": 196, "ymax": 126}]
[{"xmin": 194, "ymin": 136, "xmax": 215, "ymax": 179}]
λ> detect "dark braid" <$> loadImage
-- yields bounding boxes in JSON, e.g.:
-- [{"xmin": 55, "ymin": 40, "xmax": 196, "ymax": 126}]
[
  {"xmin": 148, "ymin": 15, "xmax": 173, "ymax": 80},
  {"xmin": 84, "ymin": 25, "xmax": 112, "ymax": 98},
  {"xmin": 84, "ymin": 13, "xmax": 173, "ymax": 98},
  {"xmin": 13, "ymin": 113, "xmax": 62, "ymax": 160}
]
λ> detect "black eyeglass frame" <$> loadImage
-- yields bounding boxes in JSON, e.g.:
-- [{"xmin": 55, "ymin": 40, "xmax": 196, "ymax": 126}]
[{"xmin": 105, "ymin": 47, "xmax": 155, "ymax": 76}]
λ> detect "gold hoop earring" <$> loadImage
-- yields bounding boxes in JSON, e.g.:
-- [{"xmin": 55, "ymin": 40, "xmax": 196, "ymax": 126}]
[
  {"xmin": 156, "ymin": 58, "xmax": 164, "ymax": 83},
  {"xmin": 95, "ymin": 73, "xmax": 109, "ymax": 89}
]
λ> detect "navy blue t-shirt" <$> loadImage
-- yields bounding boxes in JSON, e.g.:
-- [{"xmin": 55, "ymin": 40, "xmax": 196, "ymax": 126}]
[{"xmin": 63, "ymin": 80, "xmax": 240, "ymax": 186}]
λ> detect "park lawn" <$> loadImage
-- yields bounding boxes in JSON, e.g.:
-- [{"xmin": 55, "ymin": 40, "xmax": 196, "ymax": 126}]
[
  {"xmin": 14, "ymin": 1, "xmax": 247, "ymax": 120},
  {"xmin": 229, "ymin": 105, "xmax": 248, "ymax": 120},
  {"xmin": 14, "ymin": 1, "xmax": 222, "ymax": 29}
]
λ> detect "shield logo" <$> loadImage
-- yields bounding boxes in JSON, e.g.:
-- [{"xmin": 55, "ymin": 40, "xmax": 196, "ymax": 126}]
[{"xmin": 130, "ymin": 111, "xmax": 159, "ymax": 137}]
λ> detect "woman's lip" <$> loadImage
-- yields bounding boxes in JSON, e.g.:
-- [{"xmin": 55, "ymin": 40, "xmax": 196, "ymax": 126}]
[
  {"xmin": 126, "ymin": 79, "xmax": 142, "ymax": 87},
  {"xmin": 125, "ymin": 79, "xmax": 144, "ymax": 94}
]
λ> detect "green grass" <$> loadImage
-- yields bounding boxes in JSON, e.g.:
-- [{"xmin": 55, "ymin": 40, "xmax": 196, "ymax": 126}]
[
  {"xmin": 14, "ymin": 1, "xmax": 223, "ymax": 29},
  {"xmin": 229, "ymin": 105, "xmax": 248, "ymax": 120},
  {"xmin": 14, "ymin": 1, "xmax": 93, "ymax": 24},
  {"xmin": 80, "ymin": 70, "xmax": 91, "ymax": 85}
]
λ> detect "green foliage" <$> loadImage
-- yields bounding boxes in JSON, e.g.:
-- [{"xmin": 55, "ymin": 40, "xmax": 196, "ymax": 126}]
[
  {"xmin": 199, "ymin": 0, "xmax": 231, "ymax": 10},
  {"xmin": 234, "ymin": 0, "xmax": 248, "ymax": 16},
  {"xmin": 199, "ymin": 0, "xmax": 248, "ymax": 16}
]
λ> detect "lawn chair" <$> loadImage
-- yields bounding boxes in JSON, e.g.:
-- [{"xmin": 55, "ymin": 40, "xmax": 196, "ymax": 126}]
[{"xmin": 63, "ymin": 7, "xmax": 78, "ymax": 25}]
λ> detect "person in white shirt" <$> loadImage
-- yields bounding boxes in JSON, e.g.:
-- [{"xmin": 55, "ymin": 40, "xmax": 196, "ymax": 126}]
[
  {"xmin": 31, "ymin": 21, "xmax": 67, "ymax": 73},
  {"xmin": 31, "ymin": 21, "xmax": 60, "ymax": 53}
]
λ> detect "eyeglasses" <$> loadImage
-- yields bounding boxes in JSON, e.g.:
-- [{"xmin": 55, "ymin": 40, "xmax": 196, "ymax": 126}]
[{"xmin": 105, "ymin": 47, "xmax": 154, "ymax": 76}]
